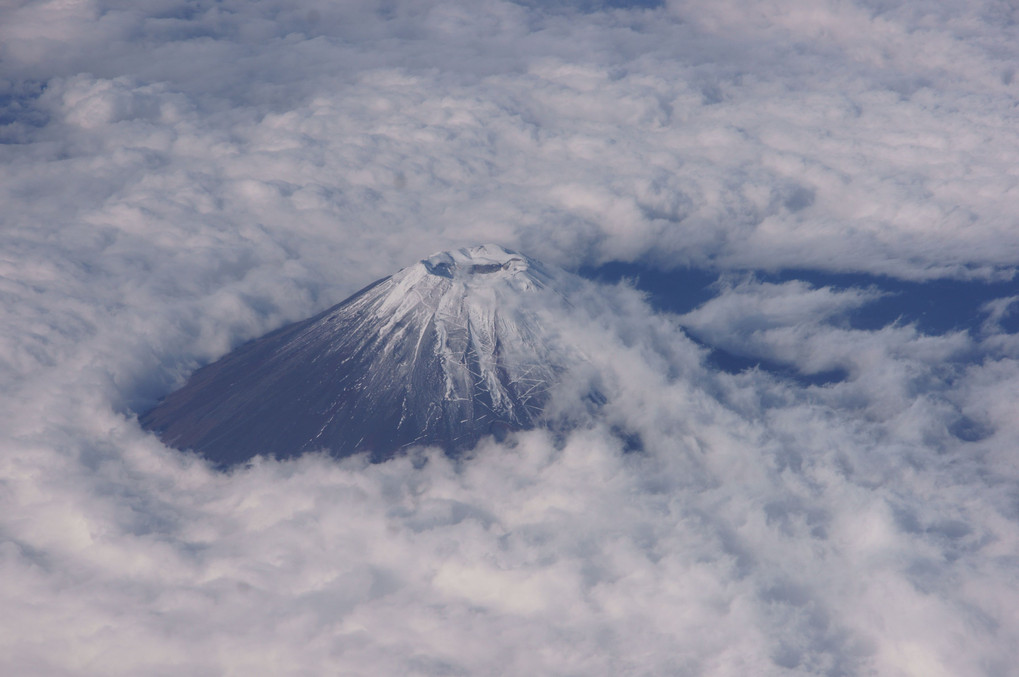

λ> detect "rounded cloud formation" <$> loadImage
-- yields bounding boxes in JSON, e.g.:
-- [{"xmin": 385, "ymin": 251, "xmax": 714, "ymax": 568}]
[
  {"xmin": 3, "ymin": 0, "xmax": 1019, "ymax": 287},
  {"xmin": 3, "ymin": 276, "xmax": 1017, "ymax": 675},
  {"xmin": 2, "ymin": 0, "xmax": 1019, "ymax": 675}
]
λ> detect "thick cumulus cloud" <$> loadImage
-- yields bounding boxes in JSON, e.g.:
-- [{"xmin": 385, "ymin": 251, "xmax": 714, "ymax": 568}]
[{"xmin": 2, "ymin": 0, "xmax": 1019, "ymax": 675}]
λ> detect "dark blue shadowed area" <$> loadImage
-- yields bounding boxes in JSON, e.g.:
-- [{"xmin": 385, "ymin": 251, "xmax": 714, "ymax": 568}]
[
  {"xmin": 580, "ymin": 262, "xmax": 1019, "ymax": 334},
  {"xmin": 580, "ymin": 261, "xmax": 1019, "ymax": 383},
  {"xmin": 0, "ymin": 81, "xmax": 49, "ymax": 144},
  {"xmin": 578, "ymin": 262, "xmax": 719, "ymax": 315},
  {"xmin": 760, "ymin": 270, "xmax": 1019, "ymax": 335},
  {"xmin": 693, "ymin": 339, "xmax": 850, "ymax": 386}
]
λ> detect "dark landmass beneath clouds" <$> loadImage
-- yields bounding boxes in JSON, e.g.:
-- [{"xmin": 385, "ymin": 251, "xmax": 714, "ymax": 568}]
[{"xmin": 143, "ymin": 245, "xmax": 574, "ymax": 465}]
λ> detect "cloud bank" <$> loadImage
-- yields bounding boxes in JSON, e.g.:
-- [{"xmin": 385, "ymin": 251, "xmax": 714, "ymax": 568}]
[{"xmin": 2, "ymin": 0, "xmax": 1018, "ymax": 674}]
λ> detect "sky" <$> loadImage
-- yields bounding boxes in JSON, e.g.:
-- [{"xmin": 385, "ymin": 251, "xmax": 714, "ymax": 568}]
[{"xmin": 2, "ymin": 0, "xmax": 1018, "ymax": 675}]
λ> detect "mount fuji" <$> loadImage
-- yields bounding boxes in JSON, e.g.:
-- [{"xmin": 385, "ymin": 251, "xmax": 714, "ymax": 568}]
[{"xmin": 141, "ymin": 245, "xmax": 582, "ymax": 465}]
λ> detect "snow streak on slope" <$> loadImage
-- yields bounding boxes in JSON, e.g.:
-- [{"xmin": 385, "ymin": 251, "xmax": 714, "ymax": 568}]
[{"xmin": 141, "ymin": 245, "xmax": 576, "ymax": 464}]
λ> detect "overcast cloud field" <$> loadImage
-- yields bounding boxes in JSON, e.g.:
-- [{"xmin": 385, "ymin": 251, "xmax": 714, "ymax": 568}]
[{"xmin": 2, "ymin": 1, "xmax": 1019, "ymax": 675}]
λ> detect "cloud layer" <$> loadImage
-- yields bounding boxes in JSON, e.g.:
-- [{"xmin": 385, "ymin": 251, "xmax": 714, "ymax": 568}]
[{"xmin": 2, "ymin": 0, "xmax": 1018, "ymax": 675}]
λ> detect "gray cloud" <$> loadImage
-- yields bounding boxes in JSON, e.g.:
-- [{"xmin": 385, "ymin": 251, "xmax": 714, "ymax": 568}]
[{"xmin": 2, "ymin": 0, "xmax": 1019, "ymax": 674}]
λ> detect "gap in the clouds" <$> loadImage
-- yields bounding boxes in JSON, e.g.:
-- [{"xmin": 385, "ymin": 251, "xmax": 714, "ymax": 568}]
[
  {"xmin": 578, "ymin": 261, "xmax": 719, "ymax": 315},
  {"xmin": 691, "ymin": 337, "xmax": 850, "ymax": 387},
  {"xmin": 759, "ymin": 269, "xmax": 1019, "ymax": 336},
  {"xmin": 580, "ymin": 261, "xmax": 1019, "ymax": 383},
  {"xmin": 580, "ymin": 262, "xmax": 1019, "ymax": 335},
  {"xmin": 0, "ymin": 81, "xmax": 49, "ymax": 143},
  {"xmin": 579, "ymin": 261, "xmax": 849, "ymax": 386}
]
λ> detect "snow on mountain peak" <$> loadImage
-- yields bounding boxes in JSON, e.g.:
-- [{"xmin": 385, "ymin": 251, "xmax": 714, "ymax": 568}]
[
  {"xmin": 420, "ymin": 244, "xmax": 533, "ymax": 280},
  {"xmin": 376, "ymin": 244, "xmax": 552, "ymax": 324}
]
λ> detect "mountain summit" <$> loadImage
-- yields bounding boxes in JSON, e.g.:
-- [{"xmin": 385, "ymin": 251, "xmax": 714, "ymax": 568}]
[{"xmin": 141, "ymin": 245, "xmax": 577, "ymax": 464}]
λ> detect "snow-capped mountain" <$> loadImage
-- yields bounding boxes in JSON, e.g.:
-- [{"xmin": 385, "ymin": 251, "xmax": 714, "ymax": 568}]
[{"xmin": 141, "ymin": 245, "xmax": 579, "ymax": 464}]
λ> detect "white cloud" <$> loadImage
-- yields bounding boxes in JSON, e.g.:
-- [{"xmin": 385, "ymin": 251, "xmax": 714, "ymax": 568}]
[{"xmin": 2, "ymin": 0, "xmax": 1019, "ymax": 674}]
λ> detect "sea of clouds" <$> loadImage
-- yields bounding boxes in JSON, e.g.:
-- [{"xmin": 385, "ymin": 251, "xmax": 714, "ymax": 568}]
[{"xmin": 2, "ymin": 0, "xmax": 1018, "ymax": 674}]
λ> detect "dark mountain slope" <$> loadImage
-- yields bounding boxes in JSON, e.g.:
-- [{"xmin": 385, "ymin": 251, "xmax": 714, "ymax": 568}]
[{"xmin": 141, "ymin": 245, "xmax": 578, "ymax": 464}]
